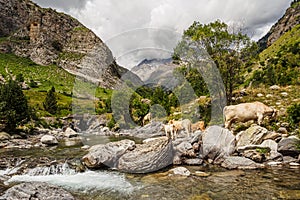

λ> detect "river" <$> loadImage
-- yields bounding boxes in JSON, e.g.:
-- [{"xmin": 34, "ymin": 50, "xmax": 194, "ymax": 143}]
[{"xmin": 0, "ymin": 135, "xmax": 300, "ymax": 200}]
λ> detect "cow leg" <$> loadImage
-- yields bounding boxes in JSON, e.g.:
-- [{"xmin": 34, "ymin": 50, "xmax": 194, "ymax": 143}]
[{"xmin": 257, "ymin": 113, "xmax": 264, "ymax": 125}]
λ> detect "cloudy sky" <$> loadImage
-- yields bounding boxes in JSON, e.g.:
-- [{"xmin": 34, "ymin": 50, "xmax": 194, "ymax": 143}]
[{"xmin": 32, "ymin": 0, "xmax": 292, "ymax": 68}]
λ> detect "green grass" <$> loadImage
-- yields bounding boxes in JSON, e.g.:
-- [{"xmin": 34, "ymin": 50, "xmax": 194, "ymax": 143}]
[
  {"xmin": 260, "ymin": 24, "xmax": 300, "ymax": 61},
  {"xmin": 0, "ymin": 53, "xmax": 75, "ymax": 93},
  {"xmin": 0, "ymin": 53, "xmax": 113, "ymax": 117}
]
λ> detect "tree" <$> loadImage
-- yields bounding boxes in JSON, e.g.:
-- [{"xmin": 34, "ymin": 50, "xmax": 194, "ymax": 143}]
[
  {"xmin": 0, "ymin": 79, "xmax": 29, "ymax": 131},
  {"xmin": 43, "ymin": 86, "xmax": 58, "ymax": 114},
  {"xmin": 175, "ymin": 20, "xmax": 258, "ymax": 103}
]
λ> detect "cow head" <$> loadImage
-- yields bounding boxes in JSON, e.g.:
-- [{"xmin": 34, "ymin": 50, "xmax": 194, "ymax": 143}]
[{"xmin": 271, "ymin": 108, "xmax": 277, "ymax": 118}]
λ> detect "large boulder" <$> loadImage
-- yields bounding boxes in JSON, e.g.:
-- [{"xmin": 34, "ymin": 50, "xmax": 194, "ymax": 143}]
[
  {"xmin": 221, "ymin": 156, "xmax": 264, "ymax": 170},
  {"xmin": 200, "ymin": 126, "xmax": 236, "ymax": 164},
  {"xmin": 278, "ymin": 136, "xmax": 300, "ymax": 157},
  {"xmin": 40, "ymin": 135, "xmax": 58, "ymax": 145},
  {"xmin": 82, "ymin": 139, "xmax": 135, "ymax": 169},
  {"xmin": 117, "ymin": 137, "xmax": 174, "ymax": 173},
  {"xmin": 0, "ymin": 182, "xmax": 75, "ymax": 200},
  {"xmin": 236, "ymin": 125, "xmax": 269, "ymax": 147}
]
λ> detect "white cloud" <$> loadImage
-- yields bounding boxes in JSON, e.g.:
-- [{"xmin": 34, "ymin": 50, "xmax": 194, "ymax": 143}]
[{"xmin": 33, "ymin": 0, "xmax": 293, "ymax": 68}]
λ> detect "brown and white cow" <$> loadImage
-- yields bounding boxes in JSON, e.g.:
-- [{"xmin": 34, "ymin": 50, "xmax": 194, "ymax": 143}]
[
  {"xmin": 169, "ymin": 119, "xmax": 192, "ymax": 137},
  {"xmin": 191, "ymin": 120, "xmax": 206, "ymax": 132},
  {"xmin": 223, "ymin": 101, "xmax": 277, "ymax": 129}
]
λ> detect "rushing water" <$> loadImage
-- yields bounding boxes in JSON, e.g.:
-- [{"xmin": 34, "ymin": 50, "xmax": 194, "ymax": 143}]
[{"xmin": 0, "ymin": 136, "xmax": 300, "ymax": 200}]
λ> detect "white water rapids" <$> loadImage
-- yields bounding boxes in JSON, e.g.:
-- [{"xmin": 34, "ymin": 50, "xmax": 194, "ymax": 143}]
[{"xmin": 1, "ymin": 163, "xmax": 137, "ymax": 194}]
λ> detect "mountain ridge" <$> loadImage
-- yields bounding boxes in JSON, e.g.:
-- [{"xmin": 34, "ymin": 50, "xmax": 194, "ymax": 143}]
[{"xmin": 258, "ymin": 0, "xmax": 300, "ymax": 51}]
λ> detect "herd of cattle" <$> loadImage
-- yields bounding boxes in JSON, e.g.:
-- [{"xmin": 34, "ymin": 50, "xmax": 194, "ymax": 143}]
[{"xmin": 142, "ymin": 101, "xmax": 277, "ymax": 139}]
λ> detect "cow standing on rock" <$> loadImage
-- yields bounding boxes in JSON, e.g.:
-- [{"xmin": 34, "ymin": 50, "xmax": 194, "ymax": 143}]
[{"xmin": 223, "ymin": 101, "xmax": 277, "ymax": 129}]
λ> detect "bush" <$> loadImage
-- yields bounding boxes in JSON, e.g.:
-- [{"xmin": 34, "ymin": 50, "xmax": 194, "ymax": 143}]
[
  {"xmin": 287, "ymin": 103, "xmax": 300, "ymax": 126},
  {"xmin": 29, "ymin": 79, "xmax": 38, "ymax": 88}
]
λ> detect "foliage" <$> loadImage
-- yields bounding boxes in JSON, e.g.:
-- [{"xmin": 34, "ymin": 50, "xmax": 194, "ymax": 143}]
[
  {"xmin": 174, "ymin": 20, "xmax": 258, "ymax": 103},
  {"xmin": 287, "ymin": 103, "xmax": 300, "ymax": 126},
  {"xmin": 16, "ymin": 73, "xmax": 24, "ymax": 83},
  {"xmin": 0, "ymin": 79, "xmax": 29, "ymax": 131},
  {"xmin": 43, "ymin": 86, "xmax": 58, "ymax": 114}
]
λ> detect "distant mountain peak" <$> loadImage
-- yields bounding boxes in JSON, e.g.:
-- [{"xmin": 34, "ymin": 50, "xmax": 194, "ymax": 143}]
[{"xmin": 137, "ymin": 58, "xmax": 173, "ymax": 67}]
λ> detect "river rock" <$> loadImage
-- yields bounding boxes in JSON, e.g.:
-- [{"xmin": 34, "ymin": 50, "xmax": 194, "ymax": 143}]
[
  {"xmin": 64, "ymin": 127, "xmax": 78, "ymax": 138},
  {"xmin": 0, "ymin": 132, "xmax": 10, "ymax": 141},
  {"xmin": 183, "ymin": 158, "xmax": 203, "ymax": 165},
  {"xmin": 236, "ymin": 125, "xmax": 269, "ymax": 147},
  {"xmin": 82, "ymin": 139, "xmax": 135, "ymax": 169},
  {"xmin": 200, "ymin": 126, "xmax": 236, "ymax": 164},
  {"xmin": 277, "ymin": 127, "xmax": 288, "ymax": 135},
  {"xmin": 270, "ymin": 85, "xmax": 280, "ymax": 90},
  {"xmin": 117, "ymin": 137, "xmax": 174, "ymax": 173},
  {"xmin": 221, "ymin": 156, "xmax": 264, "ymax": 170},
  {"xmin": 278, "ymin": 136, "xmax": 300, "ymax": 157},
  {"xmin": 169, "ymin": 167, "xmax": 190, "ymax": 176},
  {"xmin": 175, "ymin": 141, "xmax": 196, "ymax": 158},
  {"xmin": 0, "ymin": 182, "xmax": 75, "ymax": 200},
  {"xmin": 40, "ymin": 135, "xmax": 58, "ymax": 145}
]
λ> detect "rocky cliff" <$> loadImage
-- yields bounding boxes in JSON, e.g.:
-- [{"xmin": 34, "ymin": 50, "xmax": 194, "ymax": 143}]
[
  {"xmin": 258, "ymin": 1, "xmax": 300, "ymax": 51},
  {"xmin": 0, "ymin": 0, "xmax": 133, "ymax": 88}
]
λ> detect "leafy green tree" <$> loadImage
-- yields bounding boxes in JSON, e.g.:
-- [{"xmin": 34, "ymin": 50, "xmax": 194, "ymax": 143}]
[
  {"xmin": 0, "ymin": 79, "xmax": 29, "ymax": 131},
  {"xmin": 43, "ymin": 86, "xmax": 58, "ymax": 114},
  {"xmin": 175, "ymin": 20, "xmax": 258, "ymax": 103}
]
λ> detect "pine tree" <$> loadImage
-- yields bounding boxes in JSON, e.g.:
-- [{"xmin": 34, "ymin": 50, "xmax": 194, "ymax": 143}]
[
  {"xmin": 0, "ymin": 79, "xmax": 29, "ymax": 131},
  {"xmin": 43, "ymin": 86, "xmax": 58, "ymax": 114}
]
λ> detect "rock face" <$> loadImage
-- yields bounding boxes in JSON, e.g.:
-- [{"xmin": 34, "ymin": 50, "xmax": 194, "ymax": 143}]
[
  {"xmin": 258, "ymin": 1, "xmax": 300, "ymax": 50},
  {"xmin": 117, "ymin": 137, "xmax": 174, "ymax": 173},
  {"xmin": 0, "ymin": 0, "xmax": 138, "ymax": 88},
  {"xmin": 200, "ymin": 126, "xmax": 236, "ymax": 164},
  {"xmin": 82, "ymin": 139, "xmax": 135, "ymax": 169},
  {"xmin": 0, "ymin": 182, "xmax": 75, "ymax": 200}
]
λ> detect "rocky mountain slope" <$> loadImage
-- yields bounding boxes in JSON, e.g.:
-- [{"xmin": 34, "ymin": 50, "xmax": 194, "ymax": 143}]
[
  {"xmin": 258, "ymin": 0, "xmax": 300, "ymax": 51},
  {"xmin": 0, "ymin": 0, "xmax": 133, "ymax": 88}
]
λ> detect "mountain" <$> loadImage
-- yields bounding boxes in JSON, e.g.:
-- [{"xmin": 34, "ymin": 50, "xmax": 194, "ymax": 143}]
[
  {"xmin": 0, "ymin": 0, "xmax": 137, "ymax": 89},
  {"xmin": 131, "ymin": 58, "xmax": 181, "ymax": 90},
  {"xmin": 258, "ymin": 0, "xmax": 300, "ymax": 51}
]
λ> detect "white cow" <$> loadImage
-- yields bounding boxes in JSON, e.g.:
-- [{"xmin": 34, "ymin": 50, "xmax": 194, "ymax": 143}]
[
  {"xmin": 142, "ymin": 112, "xmax": 151, "ymax": 126},
  {"xmin": 163, "ymin": 124, "xmax": 176, "ymax": 139},
  {"xmin": 223, "ymin": 101, "xmax": 277, "ymax": 129}
]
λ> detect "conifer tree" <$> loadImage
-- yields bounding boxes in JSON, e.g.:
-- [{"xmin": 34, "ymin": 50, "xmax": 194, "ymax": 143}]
[
  {"xmin": 0, "ymin": 79, "xmax": 29, "ymax": 131},
  {"xmin": 43, "ymin": 86, "xmax": 58, "ymax": 114}
]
